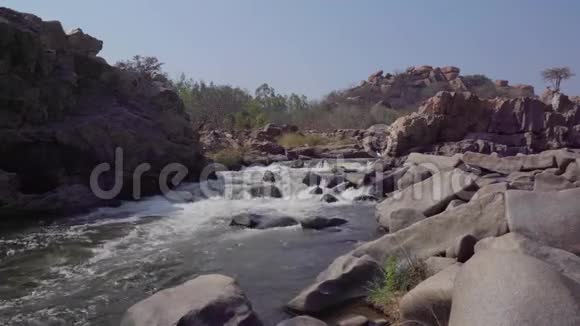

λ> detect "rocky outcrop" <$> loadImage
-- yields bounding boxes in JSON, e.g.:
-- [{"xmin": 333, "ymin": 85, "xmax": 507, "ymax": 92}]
[
  {"xmin": 337, "ymin": 66, "xmax": 534, "ymax": 111},
  {"xmin": 0, "ymin": 7, "xmax": 204, "ymax": 216},
  {"xmin": 121, "ymin": 274, "xmax": 262, "ymax": 326},
  {"xmin": 376, "ymin": 169, "xmax": 477, "ymax": 230},
  {"xmin": 383, "ymin": 91, "xmax": 580, "ymax": 157}
]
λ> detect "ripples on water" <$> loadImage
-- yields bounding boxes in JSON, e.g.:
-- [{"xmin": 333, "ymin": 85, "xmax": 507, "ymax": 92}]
[{"xmin": 0, "ymin": 160, "xmax": 381, "ymax": 325}]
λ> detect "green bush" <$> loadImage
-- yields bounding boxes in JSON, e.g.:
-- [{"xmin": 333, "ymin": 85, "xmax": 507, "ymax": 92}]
[{"xmin": 277, "ymin": 133, "xmax": 329, "ymax": 148}]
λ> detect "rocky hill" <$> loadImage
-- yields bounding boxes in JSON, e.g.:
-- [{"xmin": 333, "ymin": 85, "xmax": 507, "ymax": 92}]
[
  {"xmin": 0, "ymin": 7, "xmax": 204, "ymax": 217},
  {"xmin": 329, "ymin": 65, "xmax": 535, "ymax": 111}
]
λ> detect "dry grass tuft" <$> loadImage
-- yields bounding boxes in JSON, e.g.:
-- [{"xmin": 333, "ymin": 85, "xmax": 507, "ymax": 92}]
[{"xmin": 367, "ymin": 255, "xmax": 430, "ymax": 324}]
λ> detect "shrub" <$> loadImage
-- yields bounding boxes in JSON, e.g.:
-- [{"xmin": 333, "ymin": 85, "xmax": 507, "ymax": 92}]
[
  {"xmin": 277, "ymin": 133, "xmax": 329, "ymax": 148},
  {"xmin": 367, "ymin": 255, "xmax": 430, "ymax": 320},
  {"xmin": 208, "ymin": 148, "xmax": 245, "ymax": 170}
]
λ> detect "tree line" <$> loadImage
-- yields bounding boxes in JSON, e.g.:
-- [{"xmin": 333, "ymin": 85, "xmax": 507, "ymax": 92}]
[{"xmin": 115, "ymin": 55, "xmax": 575, "ymax": 131}]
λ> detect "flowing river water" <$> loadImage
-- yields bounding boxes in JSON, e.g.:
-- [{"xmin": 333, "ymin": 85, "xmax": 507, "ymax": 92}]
[{"xmin": 0, "ymin": 160, "xmax": 382, "ymax": 325}]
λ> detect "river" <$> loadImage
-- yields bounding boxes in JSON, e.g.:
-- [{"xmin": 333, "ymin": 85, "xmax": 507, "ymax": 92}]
[{"xmin": 0, "ymin": 160, "xmax": 381, "ymax": 325}]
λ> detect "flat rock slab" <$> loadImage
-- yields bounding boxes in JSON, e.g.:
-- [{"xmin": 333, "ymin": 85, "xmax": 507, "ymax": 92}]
[
  {"xmin": 358, "ymin": 193, "xmax": 507, "ymax": 262},
  {"xmin": 406, "ymin": 152, "xmax": 462, "ymax": 171},
  {"xmin": 463, "ymin": 152, "xmax": 522, "ymax": 174},
  {"xmin": 449, "ymin": 251, "xmax": 580, "ymax": 326},
  {"xmin": 506, "ymin": 188, "xmax": 580, "ymax": 254},
  {"xmin": 376, "ymin": 168, "xmax": 477, "ymax": 229}
]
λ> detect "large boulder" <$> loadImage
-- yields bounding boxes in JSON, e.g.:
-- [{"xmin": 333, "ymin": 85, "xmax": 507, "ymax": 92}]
[
  {"xmin": 376, "ymin": 169, "xmax": 477, "ymax": 229},
  {"xmin": 120, "ymin": 274, "xmax": 262, "ymax": 326},
  {"xmin": 400, "ymin": 264, "xmax": 461, "ymax": 326},
  {"xmin": 384, "ymin": 113, "xmax": 443, "ymax": 156},
  {"xmin": 419, "ymin": 92, "xmax": 491, "ymax": 142},
  {"xmin": 506, "ymin": 188, "xmax": 580, "ymax": 254},
  {"xmin": 287, "ymin": 254, "xmax": 381, "ymax": 313},
  {"xmin": 449, "ymin": 251, "xmax": 580, "ymax": 326},
  {"xmin": 356, "ymin": 193, "xmax": 507, "ymax": 262},
  {"xmin": 475, "ymin": 233, "xmax": 580, "ymax": 284}
]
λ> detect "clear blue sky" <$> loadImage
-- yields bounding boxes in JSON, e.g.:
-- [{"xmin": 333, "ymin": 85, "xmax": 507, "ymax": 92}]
[{"xmin": 3, "ymin": 0, "xmax": 580, "ymax": 99}]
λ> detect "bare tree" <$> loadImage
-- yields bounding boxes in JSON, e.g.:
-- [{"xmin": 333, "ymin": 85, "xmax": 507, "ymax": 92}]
[{"xmin": 541, "ymin": 67, "xmax": 575, "ymax": 91}]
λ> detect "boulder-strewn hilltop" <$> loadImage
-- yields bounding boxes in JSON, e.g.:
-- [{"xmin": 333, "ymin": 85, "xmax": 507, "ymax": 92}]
[
  {"xmin": 330, "ymin": 65, "xmax": 535, "ymax": 110},
  {"xmin": 0, "ymin": 7, "xmax": 204, "ymax": 216}
]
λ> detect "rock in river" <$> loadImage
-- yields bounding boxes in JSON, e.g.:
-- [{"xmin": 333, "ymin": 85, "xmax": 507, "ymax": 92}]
[
  {"xmin": 121, "ymin": 274, "xmax": 263, "ymax": 326},
  {"xmin": 230, "ymin": 213, "xmax": 298, "ymax": 229},
  {"xmin": 300, "ymin": 216, "xmax": 347, "ymax": 230},
  {"xmin": 249, "ymin": 185, "xmax": 283, "ymax": 198}
]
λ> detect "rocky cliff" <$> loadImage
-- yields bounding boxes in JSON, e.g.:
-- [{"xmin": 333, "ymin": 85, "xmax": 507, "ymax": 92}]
[{"xmin": 0, "ymin": 7, "xmax": 204, "ymax": 217}]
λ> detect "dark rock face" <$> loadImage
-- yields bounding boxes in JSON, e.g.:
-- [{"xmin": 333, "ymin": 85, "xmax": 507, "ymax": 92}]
[{"xmin": 0, "ymin": 8, "xmax": 204, "ymax": 216}]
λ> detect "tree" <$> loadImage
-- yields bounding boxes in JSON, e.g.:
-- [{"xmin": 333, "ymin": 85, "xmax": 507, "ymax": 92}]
[
  {"xmin": 286, "ymin": 93, "xmax": 308, "ymax": 112},
  {"xmin": 116, "ymin": 55, "xmax": 167, "ymax": 80},
  {"xmin": 541, "ymin": 67, "xmax": 575, "ymax": 91}
]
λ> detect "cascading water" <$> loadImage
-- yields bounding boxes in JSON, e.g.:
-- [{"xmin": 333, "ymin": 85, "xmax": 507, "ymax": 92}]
[{"xmin": 0, "ymin": 159, "xmax": 381, "ymax": 325}]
